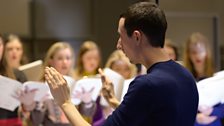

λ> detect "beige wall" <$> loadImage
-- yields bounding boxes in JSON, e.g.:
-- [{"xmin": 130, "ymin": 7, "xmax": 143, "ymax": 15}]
[
  {"xmin": 160, "ymin": 0, "xmax": 223, "ymax": 45},
  {"xmin": 0, "ymin": 0, "xmax": 30, "ymax": 37},
  {"xmin": 92, "ymin": 0, "xmax": 137, "ymax": 64},
  {"xmin": 92, "ymin": 0, "xmax": 224, "ymax": 67},
  {"xmin": 0, "ymin": 0, "xmax": 223, "ymax": 68},
  {"xmin": 160, "ymin": 0, "xmax": 224, "ymax": 69}
]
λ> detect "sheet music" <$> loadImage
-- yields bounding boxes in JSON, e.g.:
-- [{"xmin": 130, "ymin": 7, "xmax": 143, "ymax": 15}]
[
  {"xmin": 100, "ymin": 68, "xmax": 125, "ymax": 106},
  {"xmin": 0, "ymin": 76, "xmax": 22, "ymax": 111},
  {"xmin": 120, "ymin": 78, "xmax": 134, "ymax": 102},
  {"xmin": 63, "ymin": 75, "xmax": 76, "ymax": 88},
  {"xmin": 23, "ymin": 81, "xmax": 49, "ymax": 101},
  {"xmin": 71, "ymin": 77, "xmax": 102, "ymax": 105},
  {"xmin": 197, "ymin": 74, "xmax": 224, "ymax": 107},
  {"xmin": 45, "ymin": 75, "xmax": 76, "ymax": 99},
  {"xmin": 0, "ymin": 75, "xmax": 50, "ymax": 111},
  {"xmin": 18, "ymin": 60, "xmax": 43, "ymax": 81}
]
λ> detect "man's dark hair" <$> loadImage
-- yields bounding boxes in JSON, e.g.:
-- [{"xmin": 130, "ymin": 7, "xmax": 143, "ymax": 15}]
[{"xmin": 121, "ymin": 2, "xmax": 167, "ymax": 48}]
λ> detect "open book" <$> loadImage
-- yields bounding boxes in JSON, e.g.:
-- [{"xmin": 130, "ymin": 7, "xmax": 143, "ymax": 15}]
[
  {"xmin": 71, "ymin": 68, "xmax": 135, "ymax": 106},
  {"xmin": 120, "ymin": 78, "xmax": 134, "ymax": 102},
  {"xmin": 0, "ymin": 75, "xmax": 76, "ymax": 111},
  {"xmin": 0, "ymin": 75, "xmax": 49, "ymax": 111},
  {"xmin": 71, "ymin": 77, "xmax": 102, "ymax": 105},
  {"xmin": 197, "ymin": 70, "xmax": 224, "ymax": 107},
  {"xmin": 18, "ymin": 60, "xmax": 43, "ymax": 81}
]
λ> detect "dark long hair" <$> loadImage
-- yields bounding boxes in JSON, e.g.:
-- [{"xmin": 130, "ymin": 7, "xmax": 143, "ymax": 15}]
[{"xmin": 0, "ymin": 34, "xmax": 16, "ymax": 79}]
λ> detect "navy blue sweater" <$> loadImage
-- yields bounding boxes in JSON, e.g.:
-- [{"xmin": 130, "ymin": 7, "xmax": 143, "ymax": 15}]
[{"xmin": 103, "ymin": 60, "xmax": 199, "ymax": 126}]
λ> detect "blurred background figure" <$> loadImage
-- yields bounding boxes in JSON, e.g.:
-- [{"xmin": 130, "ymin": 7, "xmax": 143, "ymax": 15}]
[
  {"xmin": 0, "ymin": 34, "xmax": 27, "ymax": 126},
  {"xmin": 105, "ymin": 50, "xmax": 137, "ymax": 79},
  {"xmin": 183, "ymin": 32, "xmax": 214, "ymax": 81},
  {"xmin": 74, "ymin": 41, "xmax": 101, "ymax": 80},
  {"xmin": 183, "ymin": 32, "xmax": 224, "ymax": 126},
  {"xmin": 164, "ymin": 39, "xmax": 178, "ymax": 61},
  {"xmin": 22, "ymin": 42, "xmax": 75, "ymax": 126},
  {"xmin": 0, "ymin": 35, "xmax": 3, "ymax": 60},
  {"xmin": 41, "ymin": 42, "xmax": 75, "ymax": 78},
  {"xmin": 4, "ymin": 34, "xmax": 28, "ymax": 69},
  {"xmin": 74, "ymin": 40, "xmax": 104, "ymax": 126},
  {"xmin": 103, "ymin": 49, "xmax": 137, "ymax": 117}
]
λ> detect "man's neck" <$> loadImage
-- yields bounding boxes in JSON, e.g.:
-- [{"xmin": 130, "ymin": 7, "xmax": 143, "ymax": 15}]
[{"xmin": 141, "ymin": 47, "xmax": 170, "ymax": 69}]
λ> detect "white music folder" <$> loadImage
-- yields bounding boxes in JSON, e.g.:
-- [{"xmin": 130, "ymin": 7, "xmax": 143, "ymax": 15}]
[
  {"xmin": 197, "ymin": 74, "xmax": 224, "ymax": 107},
  {"xmin": 71, "ymin": 77, "xmax": 102, "ymax": 105},
  {"xmin": 0, "ymin": 76, "xmax": 49, "ymax": 111},
  {"xmin": 18, "ymin": 60, "xmax": 43, "ymax": 81}
]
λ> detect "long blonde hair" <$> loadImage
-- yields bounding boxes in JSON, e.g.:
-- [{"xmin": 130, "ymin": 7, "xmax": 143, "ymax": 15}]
[
  {"xmin": 40, "ymin": 42, "xmax": 75, "ymax": 81},
  {"xmin": 183, "ymin": 32, "xmax": 214, "ymax": 78},
  {"xmin": 105, "ymin": 50, "xmax": 137, "ymax": 79},
  {"xmin": 74, "ymin": 41, "xmax": 101, "ymax": 79}
]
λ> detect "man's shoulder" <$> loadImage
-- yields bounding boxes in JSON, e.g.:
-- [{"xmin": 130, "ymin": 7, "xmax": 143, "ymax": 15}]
[
  {"xmin": 129, "ymin": 74, "xmax": 154, "ymax": 90},
  {"xmin": 149, "ymin": 61, "xmax": 194, "ymax": 81}
]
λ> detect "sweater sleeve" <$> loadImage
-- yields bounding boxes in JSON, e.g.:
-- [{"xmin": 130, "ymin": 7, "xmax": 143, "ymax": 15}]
[{"xmin": 210, "ymin": 103, "xmax": 224, "ymax": 118}]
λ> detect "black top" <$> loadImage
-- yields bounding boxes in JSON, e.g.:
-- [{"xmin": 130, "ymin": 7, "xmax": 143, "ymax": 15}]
[{"xmin": 103, "ymin": 60, "xmax": 199, "ymax": 126}]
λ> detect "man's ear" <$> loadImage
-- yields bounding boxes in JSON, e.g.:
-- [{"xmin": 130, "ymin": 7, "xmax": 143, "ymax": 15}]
[{"xmin": 133, "ymin": 30, "xmax": 141, "ymax": 45}]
